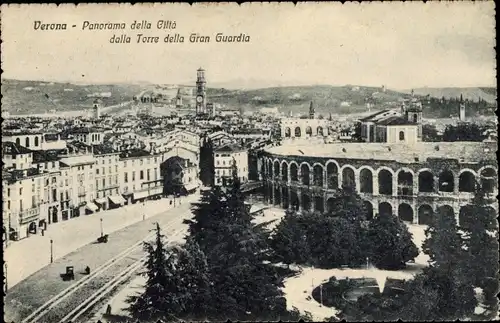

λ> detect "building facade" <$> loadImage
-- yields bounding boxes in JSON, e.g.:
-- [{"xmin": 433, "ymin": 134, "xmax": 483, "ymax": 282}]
[
  {"xmin": 260, "ymin": 141, "xmax": 497, "ymax": 226},
  {"xmin": 214, "ymin": 144, "xmax": 249, "ymax": 187}
]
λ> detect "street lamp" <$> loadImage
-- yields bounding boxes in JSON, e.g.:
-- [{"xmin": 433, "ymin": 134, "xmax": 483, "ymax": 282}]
[
  {"xmin": 100, "ymin": 218, "xmax": 103, "ymax": 237},
  {"xmin": 50, "ymin": 239, "xmax": 54, "ymax": 263}
]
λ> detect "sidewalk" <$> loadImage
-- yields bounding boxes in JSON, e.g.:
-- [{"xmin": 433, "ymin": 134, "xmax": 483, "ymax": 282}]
[
  {"xmin": 5, "ymin": 195, "xmax": 198, "ymax": 289},
  {"xmin": 4, "ymin": 197, "xmax": 197, "ymax": 323}
]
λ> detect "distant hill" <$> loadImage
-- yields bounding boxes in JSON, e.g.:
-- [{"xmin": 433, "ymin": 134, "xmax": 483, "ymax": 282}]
[
  {"xmin": 406, "ymin": 87, "xmax": 497, "ymax": 104},
  {"xmin": 2, "ymin": 79, "xmax": 495, "ymax": 118},
  {"xmin": 1, "ymin": 79, "xmax": 146, "ymax": 115}
]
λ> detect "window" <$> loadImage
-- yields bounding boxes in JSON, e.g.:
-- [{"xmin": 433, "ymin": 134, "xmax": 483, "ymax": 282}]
[
  {"xmin": 96, "ymin": 169, "xmax": 100, "ymax": 175},
  {"xmin": 140, "ymin": 170, "xmax": 144, "ymax": 180},
  {"xmin": 7, "ymin": 201, "xmax": 10, "ymax": 209},
  {"xmin": 125, "ymin": 173, "xmax": 128, "ymax": 183},
  {"xmin": 147, "ymin": 169, "xmax": 150, "ymax": 181},
  {"xmin": 102, "ymin": 178, "xmax": 106, "ymax": 186},
  {"xmin": 132, "ymin": 171, "xmax": 136, "ymax": 181},
  {"xmin": 413, "ymin": 114, "xmax": 418, "ymax": 123},
  {"xmin": 399, "ymin": 131, "xmax": 405, "ymax": 141},
  {"xmin": 115, "ymin": 165, "xmax": 118, "ymax": 172},
  {"xmin": 20, "ymin": 188, "xmax": 23, "ymax": 195},
  {"xmin": 60, "ymin": 192, "xmax": 64, "ymax": 201},
  {"xmin": 102, "ymin": 167, "xmax": 105, "ymax": 175},
  {"xmin": 25, "ymin": 137, "xmax": 30, "ymax": 147}
]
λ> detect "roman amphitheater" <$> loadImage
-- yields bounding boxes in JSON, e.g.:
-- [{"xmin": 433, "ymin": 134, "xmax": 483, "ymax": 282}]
[{"xmin": 260, "ymin": 141, "xmax": 498, "ymax": 226}]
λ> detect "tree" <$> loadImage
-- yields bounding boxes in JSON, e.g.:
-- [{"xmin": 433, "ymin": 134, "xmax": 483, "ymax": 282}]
[
  {"xmin": 442, "ymin": 123, "xmax": 487, "ymax": 142},
  {"xmin": 187, "ymin": 160, "xmax": 293, "ymax": 321},
  {"xmin": 366, "ymin": 213, "xmax": 419, "ymax": 269},
  {"xmin": 199, "ymin": 136, "xmax": 215, "ymax": 187},
  {"xmin": 325, "ymin": 186, "xmax": 368, "ymax": 222},
  {"xmin": 127, "ymin": 223, "xmax": 181, "ymax": 322},
  {"xmin": 271, "ymin": 210, "xmax": 311, "ymax": 265},
  {"xmin": 460, "ymin": 187, "xmax": 499, "ymax": 301},
  {"xmin": 422, "ymin": 206, "xmax": 465, "ymax": 271},
  {"xmin": 422, "ymin": 123, "xmax": 440, "ymax": 142}
]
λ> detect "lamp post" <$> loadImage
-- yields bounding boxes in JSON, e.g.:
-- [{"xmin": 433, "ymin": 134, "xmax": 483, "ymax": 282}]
[
  {"xmin": 50, "ymin": 239, "xmax": 53, "ymax": 263},
  {"xmin": 100, "ymin": 218, "xmax": 103, "ymax": 237}
]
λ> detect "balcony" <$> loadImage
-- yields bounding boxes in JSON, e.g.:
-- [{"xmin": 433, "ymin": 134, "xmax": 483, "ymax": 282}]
[{"xmin": 18, "ymin": 207, "xmax": 40, "ymax": 225}]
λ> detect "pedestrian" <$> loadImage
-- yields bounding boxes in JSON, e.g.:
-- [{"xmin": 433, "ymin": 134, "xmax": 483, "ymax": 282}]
[{"xmin": 106, "ymin": 304, "xmax": 112, "ymax": 315}]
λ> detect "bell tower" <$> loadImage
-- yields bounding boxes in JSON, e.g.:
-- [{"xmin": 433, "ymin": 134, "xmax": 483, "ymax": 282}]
[
  {"xmin": 459, "ymin": 94, "xmax": 466, "ymax": 121},
  {"xmin": 93, "ymin": 99, "xmax": 101, "ymax": 119},
  {"xmin": 196, "ymin": 68, "xmax": 207, "ymax": 115},
  {"xmin": 405, "ymin": 89, "xmax": 423, "ymax": 139}
]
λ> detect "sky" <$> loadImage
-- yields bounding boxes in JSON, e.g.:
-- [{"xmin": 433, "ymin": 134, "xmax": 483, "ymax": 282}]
[{"xmin": 0, "ymin": 2, "xmax": 496, "ymax": 89}]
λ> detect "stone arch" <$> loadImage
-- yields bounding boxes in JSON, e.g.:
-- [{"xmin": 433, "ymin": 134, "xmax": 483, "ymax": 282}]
[
  {"xmin": 378, "ymin": 168, "xmax": 394, "ymax": 195},
  {"xmin": 313, "ymin": 163, "xmax": 324, "ymax": 187},
  {"xmin": 15, "ymin": 138, "xmax": 21, "ymax": 146},
  {"xmin": 281, "ymin": 161, "xmax": 288, "ymax": 181},
  {"xmin": 459, "ymin": 205, "xmax": 474, "ymax": 230},
  {"xmin": 326, "ymin": 160, "xmax": 340, "ymax": 189},
  {"xmin": 290, "ymin": 162, "xmax": 299, "ymax": 182},
  {"xmin": 273, "ymin": 160, "xmax": 280, "ymax": 179},
  {"xmin": 300, "ymin": 162, "xmax": 311, "ymax": 185},
  {"xmin": 34, "ymin": 136, "xmax": 39, "ymax": 146},
  {"xmin": 378, "ymin": 202, "xmax": 393, "ymax": 216},
  {"xmin": 294, "ymin": 127, "xmax": 301, "ymax": 137},
  {"xmin": 305, "ymin": 126, "xmax": 313, "ymax": 136},
  {"xmin": 438, "ymin": 170, "xmax": 455, "ymax": 192},
  {"xmin": 301, "ymin": 193, "xmax": 311, "ymax": 211},
  {"xmin": 418, "ymin": 204, "xmax": 434, "ymax": 225},
  {"xmin": 267, "ymin": 159, "xmax": 273, "ymax": 178},
  {"xmin": 326, "ymin": 198, "xmax": 336, "ymax": 214},
  {"xmin": 282, "ymin": 187, "xmax": 289, "ymax": 209},
  {"xmin": 479, "ymin": 166, "xmax": 497, "ymax": 193},
  {"xmin": 274, "ymin": 186, "xmax": 282, "ymax": 205},
  {"xmin": 341, "ymin": 165, "xmax": 356, "ymax": 189},
  {"xmin": 398, "ymin": 203, "xmax": 414, "ymax": 223},
  {"xmin": 397, "ymin": 169, "xmax": 414, "ymax": 196},
  {"xmin": 359, "ymin": 167, "xmax": 374, "ymax": 193},
  {"xmin": 418, "ymin": 169, "xmax": 434, "ymax": 193},
  {"xmin": 317, "ymin": 126, "xmax": 324, "ymax": 136},
  {"xmin": 437, "ymin": 205, "xmax": 455, "ymax": 218},
  {"xmin": 363, "ymin": 200, "xmax": 374, "ymax": 220},
  {"xmin": 285, "ymin": 127, "xmax": 291, "ymax": 138},
  {"xmin": 314, "ymin": 196, "xmax": 324, "ymax": 213},
  {"xmin": 459, "ymin": 170, "xmax": 476, "ymax": 192},
  {"xmin": 290, "ymin": 191, "xmax": 300, "ymax": 211}
]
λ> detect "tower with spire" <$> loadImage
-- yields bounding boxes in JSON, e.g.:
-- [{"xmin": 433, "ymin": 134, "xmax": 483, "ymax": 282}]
[
  {"xmin": 459, "ymin": 94, "xmax": 466, "ymax": 121},
  {"xmin": 175, "ymin": 88, "xmax": 183, "ymax": 109},
  {"xmin": 309, "ymin": 101, "xmax": 315, "ymax": 119}
]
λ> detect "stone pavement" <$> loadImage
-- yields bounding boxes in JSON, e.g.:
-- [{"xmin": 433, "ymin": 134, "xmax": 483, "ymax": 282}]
[{"xmin": 5, "ymin": 195, "xmax": 196, "ymax": 289}]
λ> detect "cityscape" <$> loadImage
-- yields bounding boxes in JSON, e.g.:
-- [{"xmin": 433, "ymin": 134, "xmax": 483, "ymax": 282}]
[{"xmin": 2, "ymin": 2, "xmax": 498, "ymax": 323}]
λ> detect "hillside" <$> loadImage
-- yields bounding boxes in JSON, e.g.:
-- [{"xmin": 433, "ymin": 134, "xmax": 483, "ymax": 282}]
[
  {"xmin": 408, "ymin": 87, "xmax": 497, "ymax": 104},
  {"xmin": 2, "ymin": 79, "xmax": 496, "ymax": 118},
  {"xmin": 206, "ymin": 85, "xmax": 406, "ymax": 116},
  {"xmin": 1, "ymin": 79, "xmax": 146, "ymax": 115}
]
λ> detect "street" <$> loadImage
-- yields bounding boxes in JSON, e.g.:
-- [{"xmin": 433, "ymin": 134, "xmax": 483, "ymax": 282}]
[
  {"xmin": 4, "ymin": 194, "xmax": 198, "ymax": 323},
  {"xmin": 4, "ymin": 195, "xmax": 196, "ymax": 290}
]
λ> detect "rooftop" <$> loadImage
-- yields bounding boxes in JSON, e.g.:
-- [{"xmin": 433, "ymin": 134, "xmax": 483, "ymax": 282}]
[
  {"xmin": 265, "ymin": 142, "xmax": 497, "ymax": 164},
  {"xmin": 2, "ymin": 142, "xmax": 32, "ymax": 155},
  {"xmin": 376, "ymin": 116, "xmax": 417, "ymax": 126},
  {"xmin": 215, "ymin": 144, "xmax": 246, "ymax": 153}
]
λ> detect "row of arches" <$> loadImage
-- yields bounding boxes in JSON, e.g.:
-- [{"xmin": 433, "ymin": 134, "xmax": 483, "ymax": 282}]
[
  {"xmin": 284, "ymin": 126, "xmax": 326, "ymax": 138},
  {"xmin": 15, "ymin": 136, "xmax": 40, "ymax": 148},
  {"xmin": 265, "ymin": 184, "xmax": 497, "ymax": 227},
  {"xmin": 263, "ymin": 158, "xmax": 497, "ymax": 195}
]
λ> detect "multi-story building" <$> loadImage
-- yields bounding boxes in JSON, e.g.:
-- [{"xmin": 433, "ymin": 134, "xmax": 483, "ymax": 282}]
[
  {"xmin": 214, "ymin": 144, "xmax": 249, "ymax": 187},
  {"xmin": 93, "ymin": 145, "xmax": 124, "ymax": 210},
  {"xmin": 59, "ymin": 144, "xmax": 97, "ymax": 217},
  {"xmin": 3, "ymin": 168, "xmax": 50, "ymax": 240},
  {"xmin": 120, "ymin": 150, "xmax": 163, "ymax": 204}
]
